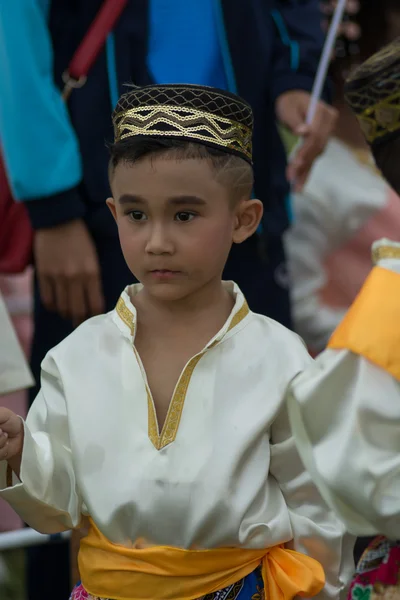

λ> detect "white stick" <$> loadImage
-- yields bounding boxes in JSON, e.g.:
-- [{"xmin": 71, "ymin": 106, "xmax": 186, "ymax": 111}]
[
  {"xmin": 0, "ymin": 528, "xmax": 71, "ymax": 551},
  {"xmin": 306, "ymin": 0, "xmax": 348, "ymax": 125},
  {"xmin": 289, "ymin": 0, "xmax": 348, "ymax": 164}
]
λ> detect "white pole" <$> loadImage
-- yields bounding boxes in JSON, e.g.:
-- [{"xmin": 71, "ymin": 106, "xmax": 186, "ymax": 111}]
[
  {"xmin": 306, "ymin": 0, "xmax": 348, "ymax": 125},
  {"xmin": 0, "ymin": 528, "xmax": 71, "ymax": 551},
  {"xmin": 289, "ymin": 0, "xmax": 348, "ymax": 163}
]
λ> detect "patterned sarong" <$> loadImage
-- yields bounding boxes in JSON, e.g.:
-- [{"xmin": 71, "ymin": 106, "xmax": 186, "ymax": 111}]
[
  {"xmin": 70, "ymin": 566, "xmax": 264, "ymax": 600},
  {"xmin": 349, "ymin": 536, "xmax": 400, "ymax": 600}
]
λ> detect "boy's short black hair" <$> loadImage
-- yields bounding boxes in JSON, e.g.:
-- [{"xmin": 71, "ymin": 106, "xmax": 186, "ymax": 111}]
[{"xmin": 108, "ymin": 137, "xmax": 254, "ymax": 201}]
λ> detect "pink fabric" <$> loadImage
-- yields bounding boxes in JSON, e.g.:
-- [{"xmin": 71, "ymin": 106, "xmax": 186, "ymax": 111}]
[
  {"xmin": 320, "ymin": 189, "xmax": 400, "ymax": 309},
  {"xmin": 70, "ymin": 583, "xmax": 90, "ymax": 600},
  {"xmin": 0, "ymin": 269, "xmax": 33, "ymax": 531},
  {"xmin": 349, "ymin": 537, "xmax": 400, "ymax": 600}
]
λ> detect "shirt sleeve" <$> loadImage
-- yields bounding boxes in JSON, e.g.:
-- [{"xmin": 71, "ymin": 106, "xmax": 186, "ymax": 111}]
[
  {"xmin": 287, "ymin": 240, "xmax": 400, "ymax": 538},
  {"xmin": 270, "ymin": 0, "xmax": 329, "ymax": 102},
  {"xmin": 270, "ymin": 403, "xmax": 355, "ymax": 600},
  {"xmin": 0, "ymin": 0, "xmax": 86, "ymax": 228},
  {"xmin": 0, "ymin": 352, "xmax": 82, "ymax": 533}
]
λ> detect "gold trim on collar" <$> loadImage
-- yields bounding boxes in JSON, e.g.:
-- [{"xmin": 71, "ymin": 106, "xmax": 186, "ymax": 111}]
[
  {"xmin": 228, "ymin": 301, "xmax": 249, "ymax": 332},
  {"xmin": 114, "ymin": 104, "xmax": 252, "ymax": 161},
  {"xmin": 147, "ymin": 353, "xmax": 205, "ymax": 451},
  {"xmin": 116, "ymin": 297, "xmax": 135, "ymax": 336},
  {"xmin": 372, "ymin": 243, "xmax": 400, "ymax": 265},
  {"xmin": 149, "ymin": 299, "xmax": 250, "ymax": 451},
  {"xmin": 157, "ymin": 354, "xmax": 204, "ymax": 449},
  {"xmin": 115, "ymin": 293, "xmax": 250, "ymax": 451}
]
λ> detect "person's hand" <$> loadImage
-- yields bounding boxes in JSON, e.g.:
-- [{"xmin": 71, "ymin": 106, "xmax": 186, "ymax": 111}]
[
  {"xmin": 34, "ymin": 219, "xmax": 105, "ymax": 326},
  {"xmin": 276, "ymin": 90, "xmax": 338, "ymax": 191},
  {"xmin": 0, "ymin": 408, "xmax": 24, "ymax": 472}
]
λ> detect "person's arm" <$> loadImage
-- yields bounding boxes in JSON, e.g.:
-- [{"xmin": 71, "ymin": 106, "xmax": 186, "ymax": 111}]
[
  {"xmin": 0, "ymin": 0, "xmax": 85, "ymax": 228},
  {"xmin": 0, "ymin": 354, "xmax": 82, "ymax": 533},
  {"xmin": 270, "ymin": 0, "xmax": 327, "ymax": 103},
  {"xmin": 0, "ymin": 2, "xmax": 105, "ymax": 323},
  {"xmin": 269, "ymin": 403, "xmax": 355, "ymax": 600},
  {"xmin": 287, "ymin": 240, "xmax": 400, "ymax": 538},
  {"xmin": 271, "ymin": 0, "xmax": 337, "ymax": 190}
]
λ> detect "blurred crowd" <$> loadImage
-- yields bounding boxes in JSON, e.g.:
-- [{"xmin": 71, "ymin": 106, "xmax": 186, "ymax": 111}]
[{"xmin": 1, "ymin": 1, "xmax": 399, "ymax": 599}]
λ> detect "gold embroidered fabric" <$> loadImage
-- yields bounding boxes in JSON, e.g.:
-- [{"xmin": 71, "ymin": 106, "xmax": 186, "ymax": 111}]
[
  {"xmin": 147, "ymin": 389, "xmax": 160, "ymax": 450},
  {"xmin": 345, "ymin": 38, "xmax": 400, "ymax": 145},
  {"xmin": 112, "ymin": 84, "xmax": 253, "ymax": 163},
  {"xmin": 114, "ymin": 105, "xmax": 252, "ymax": 162},
  {"xmin": 115, "ymin": 291, "xmax": 250, "ymax": 451},
  {"xmin": 116, "ymin": 297, "xmax": 135, "ymax": 335},
  {"xmin": 372, "ymin": 244, "xmax": 400, "ymax": 265},
  {"xmin": 156, "ymin": 353, "xmax": 204, "ymax": 449},
  {"xmin": 228, "ymin": 302, "xmax": 250, "ymax": 332}
]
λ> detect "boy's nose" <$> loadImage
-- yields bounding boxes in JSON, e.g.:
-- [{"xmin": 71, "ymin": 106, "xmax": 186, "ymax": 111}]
[{"xmin": 145, "ymin": 224, "xmax": 174, "ymax": 255}]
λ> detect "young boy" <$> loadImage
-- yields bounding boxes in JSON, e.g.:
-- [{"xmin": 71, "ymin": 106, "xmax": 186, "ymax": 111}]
[
  {"xmin": 0, "ymin": 84, "xmax": 353, "ymax": 600},
  {"xmin": 287, "ymin": 38, "xmax": 400, "ymax": 539}
]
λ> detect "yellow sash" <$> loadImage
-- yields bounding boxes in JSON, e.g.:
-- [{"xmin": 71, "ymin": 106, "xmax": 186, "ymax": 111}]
[
  {"xmin": 328, "ymin": 266, "xmax": 400, "ymax": 380},
  {"xmin": 78, "ymin": 519, "xmax": 325, "ymax": 600}
]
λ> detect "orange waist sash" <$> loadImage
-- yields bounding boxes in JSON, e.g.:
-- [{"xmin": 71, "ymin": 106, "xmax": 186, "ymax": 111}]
[{"xmin": 78, "ymin": 519, "xmax": 325, "ymax": 600}]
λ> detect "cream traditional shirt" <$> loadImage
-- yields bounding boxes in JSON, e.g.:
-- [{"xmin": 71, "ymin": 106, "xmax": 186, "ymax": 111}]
[
  {"xmin": 0, "ymin": 283, "xmax": 353, "ymax": 599},
  {"xmin": 288, "ymin": 243, "xmax": 400, "ymax": 539}
]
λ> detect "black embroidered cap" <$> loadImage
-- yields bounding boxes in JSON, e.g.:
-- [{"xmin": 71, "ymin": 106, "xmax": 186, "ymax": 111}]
[
  {"xmin": 112, "ymin": 84, "xmax": 253, "ymax": 163},
  {"xmin": 344, "ymin": 37, "xmax": 400, "ymax": 147}
]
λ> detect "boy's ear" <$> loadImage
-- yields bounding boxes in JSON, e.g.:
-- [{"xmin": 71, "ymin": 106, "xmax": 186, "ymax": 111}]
[
  {"xmin": 106, "ymin": 197, "xmax": 117, "ymax": 222},
  {"xmin": 232, "ymin": 198, "xmax": 263, "ymax": 244}
]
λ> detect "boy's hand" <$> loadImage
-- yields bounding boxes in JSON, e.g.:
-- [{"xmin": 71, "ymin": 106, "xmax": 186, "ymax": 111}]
[{"xmin": 0, "ymin": 408, "xmax": 24, "ymax": 464}]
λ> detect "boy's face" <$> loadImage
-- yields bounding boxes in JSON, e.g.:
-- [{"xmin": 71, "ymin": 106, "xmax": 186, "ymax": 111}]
[{"xmin": 108, "ymin": 156, "xmax": 262, "ymax": 302}]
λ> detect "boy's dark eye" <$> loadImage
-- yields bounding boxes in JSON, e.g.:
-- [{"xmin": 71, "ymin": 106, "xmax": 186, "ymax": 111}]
[
  {"xmin": 128, "ymin": 211, "xmax": 147, "ymax": 222},
  {"xmin": 175, "ymin": 212, "xmax": 196, "ymax": 222}
]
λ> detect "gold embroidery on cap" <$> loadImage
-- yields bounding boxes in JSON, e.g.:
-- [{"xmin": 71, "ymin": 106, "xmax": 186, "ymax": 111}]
[
  {"xmin": 114, "ymin": 104, "xmax": 252, "ymax": 161},
  {"xmin": 345, "ymin": 36, "xmax": 400, "ymax": 145},
  {"xmin": 353, "ymin": 91, "xmax": 400, "ymax": 144}
]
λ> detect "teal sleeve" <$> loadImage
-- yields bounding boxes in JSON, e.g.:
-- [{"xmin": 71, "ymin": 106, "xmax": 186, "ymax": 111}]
[
  {"xmin": 0, "ymin": 0, "xmax": 83, "ymax": 206},
  {"xmin": 270, "ymin": 0, "xmax": 331, "ymax": 103}
]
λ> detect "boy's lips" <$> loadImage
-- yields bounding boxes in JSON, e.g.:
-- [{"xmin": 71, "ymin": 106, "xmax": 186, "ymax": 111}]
[{"xmin": 148, "ymin": 269, "xmax": 182, "ymax": 280}]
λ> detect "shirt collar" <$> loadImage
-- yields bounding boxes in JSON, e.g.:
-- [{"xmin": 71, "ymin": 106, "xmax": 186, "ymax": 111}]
[{"xmin": 112, "ymin": 282, "xmax": 250, "ymax": 343}]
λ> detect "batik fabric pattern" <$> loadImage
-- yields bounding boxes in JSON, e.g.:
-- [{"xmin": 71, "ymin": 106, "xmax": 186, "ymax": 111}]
[
  {"xmin": 70, "ymin": 566, "xmax": 264, "ymax": 600},
  {"xmin": 349, "ymin": 537, "xmax": 400, "ymax": 600}
]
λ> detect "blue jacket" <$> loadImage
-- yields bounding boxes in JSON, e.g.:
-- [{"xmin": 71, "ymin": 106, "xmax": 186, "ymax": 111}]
[{"xmin": 0, "ymin": 0, "xmax": 326, "ymax": 235}]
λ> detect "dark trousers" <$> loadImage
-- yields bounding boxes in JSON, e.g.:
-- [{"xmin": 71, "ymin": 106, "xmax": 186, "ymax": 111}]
[{"xmin": 27, "ymin": 219, "xmax": 291, "ymax": 600}]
